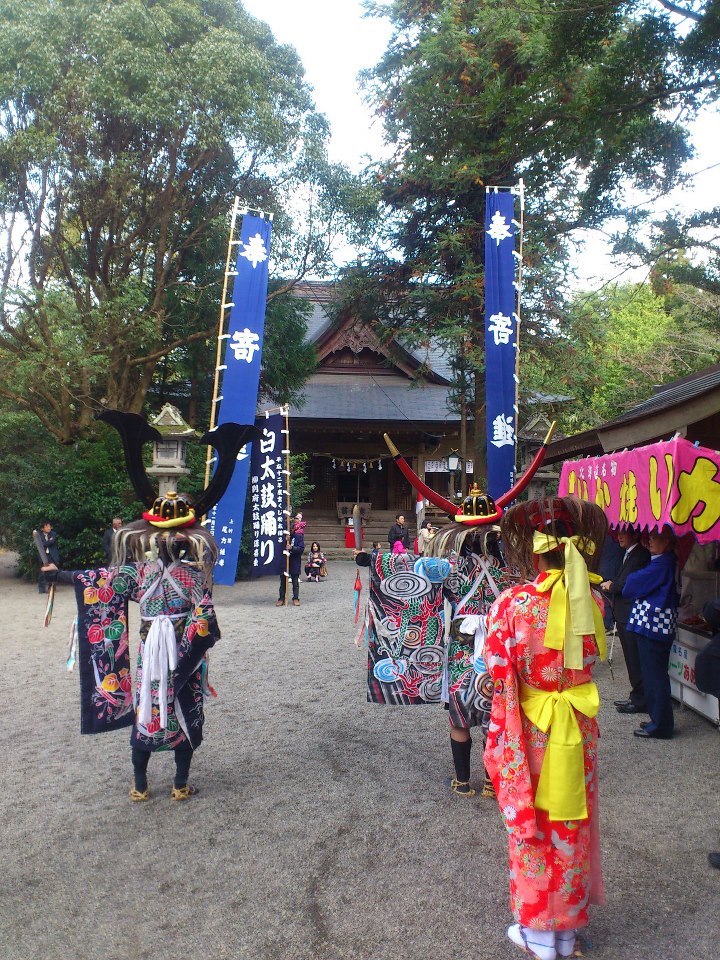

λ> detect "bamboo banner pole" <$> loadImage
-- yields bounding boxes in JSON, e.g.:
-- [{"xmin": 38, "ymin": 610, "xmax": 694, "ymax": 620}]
[
  {"xmin": 204, "ymin": 195, "xmax": 241, "ymax": 491},
  {"xmin": 281, "ymin": 404, "xmax": 291, "ymax": 606}
]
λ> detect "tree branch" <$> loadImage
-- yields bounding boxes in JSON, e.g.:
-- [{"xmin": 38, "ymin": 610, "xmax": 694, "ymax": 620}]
[{"xmin": 656, "ymin": 0, "xmax": 704, "ymax": 23}]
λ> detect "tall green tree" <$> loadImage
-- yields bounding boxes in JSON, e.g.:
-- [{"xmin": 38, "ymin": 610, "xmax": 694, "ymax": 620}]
[
  {"xmin": 520, "ymin": 279, "xmax": 720, "ymax": 433},
  {"xmin": 353, "ymin": 0, "xmax": 718, "ymax": 470},
  {"xmin": 0, "ymin": 0, "xmax": 375, "ymax": 442}
]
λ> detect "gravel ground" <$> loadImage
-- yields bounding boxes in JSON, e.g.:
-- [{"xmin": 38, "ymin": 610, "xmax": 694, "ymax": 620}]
[{"xmin": 1, "ymin": 551, "xmax": 718, "ymax": 960}]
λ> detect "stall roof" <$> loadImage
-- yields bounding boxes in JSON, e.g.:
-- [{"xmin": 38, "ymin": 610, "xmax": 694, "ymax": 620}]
[{"xmin": 557, "ymin": 436, "xmax": 720, "ymax": 543}]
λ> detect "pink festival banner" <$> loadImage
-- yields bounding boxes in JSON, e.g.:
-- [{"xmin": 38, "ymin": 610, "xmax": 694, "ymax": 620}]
[{"xmin": 558, "ymin": 437, "xmax": 720, "ymax": 544}]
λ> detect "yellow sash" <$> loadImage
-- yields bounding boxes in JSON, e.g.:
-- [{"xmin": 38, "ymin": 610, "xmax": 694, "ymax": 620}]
[
  {"xmin": 533, "ymin": 532, "xmax": 606, "ymax": 669},
  {"xmin": 520, "ymin": 681, "xmax": 599, "ymax": 821}
]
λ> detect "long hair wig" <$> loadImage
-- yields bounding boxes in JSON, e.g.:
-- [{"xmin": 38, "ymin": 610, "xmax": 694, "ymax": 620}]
[
  {"xmin": 500, "ymin": 496, "xmax": 608, "ymax": 580},
  {"xmin": 427, "ymin": 522, "xmax": 504, "ymax": 566},
  {"xmin": 112, "ymin": 520, "xmax": 219, "ymax": 586}
]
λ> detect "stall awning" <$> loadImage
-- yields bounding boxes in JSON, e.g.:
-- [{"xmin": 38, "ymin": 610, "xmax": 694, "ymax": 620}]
[{"xmin": 558, "ymin": 437, "xmax": 720, "ymax": 543}]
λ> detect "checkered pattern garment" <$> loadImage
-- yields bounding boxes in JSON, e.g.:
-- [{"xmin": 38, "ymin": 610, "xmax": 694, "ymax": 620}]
[
  {"xmin": 627, "ymin": 600, "xmax": 678, "ymax": 639},
  {"xmin": 622, "ymin": 551, "xmax": 679, "ymax": 642}
]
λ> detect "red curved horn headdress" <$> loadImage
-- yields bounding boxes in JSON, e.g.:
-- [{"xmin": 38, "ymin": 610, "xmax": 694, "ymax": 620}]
[{"xmin": 383, "ymin": 422, "xmax": 556, "ymax": 527}]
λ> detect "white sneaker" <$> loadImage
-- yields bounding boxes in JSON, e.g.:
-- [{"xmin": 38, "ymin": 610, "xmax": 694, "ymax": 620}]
[
  {"xmin": 555, "ymin": 930, "xmax": 577, "ymax": 958},
  {"xmin": 507, "ymin": 924, "xmax": 557, "ymax": 960}
]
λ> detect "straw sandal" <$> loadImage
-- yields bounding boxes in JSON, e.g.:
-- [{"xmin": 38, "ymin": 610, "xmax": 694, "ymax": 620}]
[
  {"xmin": 481, "ymin": 775, "xmax": 496, "ymax": 799},
  {"xmin": 129, "ymin": 787, "xmax": 150, "ymax": 802},
  {"xmin": 171, "ymin": 784, "xmax": 199, "ymax": 801},
  {"xmin": 450, "ymin": 778, "xmax": 476, "ymax": 797}
]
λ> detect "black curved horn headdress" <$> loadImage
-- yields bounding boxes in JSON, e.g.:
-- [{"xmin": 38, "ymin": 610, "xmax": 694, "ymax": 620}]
[{"xmin": 98, "ymin": 410, "xmax": 258, "ymax": 523}]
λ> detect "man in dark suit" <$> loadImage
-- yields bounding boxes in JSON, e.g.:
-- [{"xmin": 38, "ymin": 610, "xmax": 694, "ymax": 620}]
[
  {"xmin": 38, "ymin": 520, "xmax": 60, "ymax": 594},
  {"xmin": 103, "ymin": 517, "xmax": 123, "ymax": 562},
  {"xmin": 601, "ymin": 526, "xmax": 651, "ymax": 714}
]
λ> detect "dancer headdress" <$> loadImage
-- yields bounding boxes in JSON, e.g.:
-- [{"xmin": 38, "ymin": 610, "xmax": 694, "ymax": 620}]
[
  {"xmin": 383, "ymin": 423, "xmax": 555, "ymax": 527},
  {"xmin": 98, "ymin": 410, "xmax": 258, "ymax": 581}
]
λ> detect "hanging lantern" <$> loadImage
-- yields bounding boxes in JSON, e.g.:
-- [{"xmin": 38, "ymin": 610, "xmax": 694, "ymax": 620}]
[
  {"xmin": 332, "ymin": 459, "xmax": 336, "ymax": 469},
  {"xmin": 347, "ymin": 462, "xmax": 350, "ymax": 472},
  {"xmin": 378, "ymin": 460, "xmax": 382, "ymax": 471},
  {"xmin": 363, "ymin": 462, "xmax": 367, "ymax": 473}
]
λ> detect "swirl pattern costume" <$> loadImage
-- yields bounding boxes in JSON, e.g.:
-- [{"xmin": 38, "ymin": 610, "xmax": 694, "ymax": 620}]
[
  {"xmin": 366, "ymin": 552, "xmax": 447, "ymax": 705},
  {"xmin": 442, "ymin": 551, "xmax": 513, "ymax": 732}
]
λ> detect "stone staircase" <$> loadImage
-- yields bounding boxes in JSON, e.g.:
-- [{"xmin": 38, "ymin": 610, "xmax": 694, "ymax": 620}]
[{"xmin": 298, "ymin": 505, "xmax": 452, "ymax": 560}]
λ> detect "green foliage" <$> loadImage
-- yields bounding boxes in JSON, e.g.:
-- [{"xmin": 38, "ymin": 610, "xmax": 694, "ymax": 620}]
[
  {"xmin": 260, "ymin": 286, "xmax": 317, "ymax": 406},
  {"xmin": 0, "ymin": 410, "xmax": 133, "ymax": 576},
  {"xmin": 289, "ymin": 453, "xmax": 314, "ymax": 515},
  {"xmin": 352, "ymin": 0, "xmax": 718, "ymax": 460},
  {"xmin": 520, "ymin": 279, "xmax": 720, "ymax": 434},
  {"xmin": 0, "ymin": 0, "xmax": 372, "ymax": 441}
]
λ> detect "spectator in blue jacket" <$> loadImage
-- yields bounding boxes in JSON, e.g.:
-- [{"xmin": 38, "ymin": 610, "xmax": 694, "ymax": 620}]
[{"xmin": 622, "ymin": 527, "xmax": 679, "ymax": 740}]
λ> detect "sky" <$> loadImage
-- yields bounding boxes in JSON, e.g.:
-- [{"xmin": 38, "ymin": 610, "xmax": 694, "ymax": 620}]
[
  {"xmin": 241, "ymin": 0, "xmax": 717, "ymax": 288},
  {"xmin": 241, "ymin": 0, "xmax": 392, "ymax": 172}
]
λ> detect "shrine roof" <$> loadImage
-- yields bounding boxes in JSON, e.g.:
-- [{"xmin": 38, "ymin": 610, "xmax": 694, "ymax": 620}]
[
  {"xmin": 288, "ymin": 378, "xmax": 459, "ymax": 424},
  {"xmin": 294, "ymin": 282, "xmax": 455, "ymax": 383}
]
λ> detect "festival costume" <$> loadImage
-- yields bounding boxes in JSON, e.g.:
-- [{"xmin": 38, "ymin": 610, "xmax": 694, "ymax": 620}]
[
  {"xmin": 484, "ymin": 501, "xmax": 608, "ymax": 941},
  {"xmin": 356, "ymin": 532, "xmax": 512, "ymax": 796},
  {"xmin": 442, "ymin": 549, "xmax": 513, "ymax": 731},
  {"xmin": 362, "ymin": 550, "xmax": 448, "ymax": 706},
  {"xmin": 63, "ymin": 410, "xmax": 256, "ymax": 798}
]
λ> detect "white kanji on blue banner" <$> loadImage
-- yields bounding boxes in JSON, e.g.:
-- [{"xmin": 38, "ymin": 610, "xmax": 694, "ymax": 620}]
[
  {"xmin": 207, "ymin": 213, "xmax": 272, "ymax": 585},
  {"xmin": 250, "ymin": 413, "xmax": 286, "ymax": 578},
  {"xmin": 484, "ymin": 190, "xmax": 517, "ymax": 500}
]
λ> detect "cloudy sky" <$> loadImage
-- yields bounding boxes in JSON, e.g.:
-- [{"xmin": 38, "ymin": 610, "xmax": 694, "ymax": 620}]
[
  {"xmin": 241, "ymin": 0, "xmax": 392, "ymax": 171},
  {"xmin": 241, "ymin": 1, "xmax": 717, "ymax": 286}
]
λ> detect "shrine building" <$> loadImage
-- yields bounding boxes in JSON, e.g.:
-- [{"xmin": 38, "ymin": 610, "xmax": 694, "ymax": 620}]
[{"xmin": 274, "ymin": 282, "xmax": 466, "ymax": 524}]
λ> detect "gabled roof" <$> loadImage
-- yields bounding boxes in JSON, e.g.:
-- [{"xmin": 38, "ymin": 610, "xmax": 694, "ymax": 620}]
[{"xmin": 292, "ymin": 281, "xmax": 454, "ymax": 384}]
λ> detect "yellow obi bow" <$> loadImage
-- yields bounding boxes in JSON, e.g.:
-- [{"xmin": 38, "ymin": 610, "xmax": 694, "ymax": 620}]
[
  {"xmin": 520, "ymin": 681, "xmax": 599, "ymax": 821},
  {"xmin": 533, "ymin": 532, "xmax": 606, "ymax": 670}
]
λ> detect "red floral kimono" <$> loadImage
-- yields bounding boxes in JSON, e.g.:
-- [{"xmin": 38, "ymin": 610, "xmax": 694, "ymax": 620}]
[{"xmin": 484, "ymin": 572, "xmax": 605, "ymax": 931}]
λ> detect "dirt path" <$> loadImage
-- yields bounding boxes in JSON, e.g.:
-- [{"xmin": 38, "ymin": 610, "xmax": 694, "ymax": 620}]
[{"xmin": 1, "ymin": 553, "xmax": 718, "ymax": 960}]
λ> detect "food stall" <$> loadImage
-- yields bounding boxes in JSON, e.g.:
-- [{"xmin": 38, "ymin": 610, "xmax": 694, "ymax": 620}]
[{"xmin": 558, "ymin": 435, "xmax": 720, "ymax": 726}]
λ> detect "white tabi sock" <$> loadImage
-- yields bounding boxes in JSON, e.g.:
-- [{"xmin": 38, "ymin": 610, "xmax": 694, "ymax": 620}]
[{"xmin": 507, "ymin": 923, "xmax": 557, "ymax": 960}]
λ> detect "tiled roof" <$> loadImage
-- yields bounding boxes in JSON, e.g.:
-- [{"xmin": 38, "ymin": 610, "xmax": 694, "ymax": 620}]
[{"xmin": 288, "ymin": 377, "xmax": 459, "ymax": 424}]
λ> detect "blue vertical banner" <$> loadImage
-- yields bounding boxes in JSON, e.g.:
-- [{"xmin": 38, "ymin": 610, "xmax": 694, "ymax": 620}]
[
  {"xmin": 484, "ymin": 189, "xmax": 518, "ymax": 500},
  {"xmin": 250, "ymin": 412, "xmax": 287, "ymax": 578},
  {"xmin": 206, "ymin": 212, "xmax": 272, "ymax": 585}
]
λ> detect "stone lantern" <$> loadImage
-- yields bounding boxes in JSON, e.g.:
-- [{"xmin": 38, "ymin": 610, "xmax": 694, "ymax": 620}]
[{"xmin": 146, "ymin": 403, "xmax": 197, "ymax": 496}]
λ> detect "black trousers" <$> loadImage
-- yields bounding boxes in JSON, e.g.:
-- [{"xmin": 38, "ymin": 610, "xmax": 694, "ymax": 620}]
[
  {"xmin": 279, "ymin": 573, "xmax": 299, "ymax": 601},
  {"xmin": 617, "ymin": 619, "xmax": 646, "ymax": 707},
  {"xmin": 633, "ymin": 631, "xmax": 674, "ymax": 737},
  {"xmin": 132, "ymin": 742, "xmax": 194, "ymax": 789}
]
